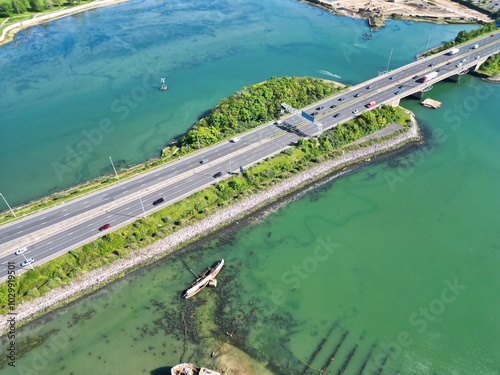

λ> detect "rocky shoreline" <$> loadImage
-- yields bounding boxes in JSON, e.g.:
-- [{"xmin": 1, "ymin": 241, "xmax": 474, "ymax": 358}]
[{"xmin": 0, "ymin": 117, "xmax": 421, "ymax": 333}]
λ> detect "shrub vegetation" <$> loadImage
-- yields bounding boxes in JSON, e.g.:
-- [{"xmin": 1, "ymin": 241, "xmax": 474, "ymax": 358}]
[{"xmin": 0, "ymin": 104, "xmax": 411, "ymax": 315}]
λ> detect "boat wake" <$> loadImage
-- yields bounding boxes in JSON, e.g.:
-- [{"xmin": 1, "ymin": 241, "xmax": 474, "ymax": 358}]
[{"xmin": 318, "ymin": 70, "xmax": 341, "ymax": 79}]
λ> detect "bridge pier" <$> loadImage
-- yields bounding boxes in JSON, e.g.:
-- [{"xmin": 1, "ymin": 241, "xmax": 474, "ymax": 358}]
[
  {"xmin": 388, "ymin": 98, "xmax": 400, "ymax": 107},
  {"xmin": 410, "ymin": 91, "xmax": 424, "ymax": 100},
  {"xmin": 447, "ymin": 74, "xmax": 460, "ymax": 82}
]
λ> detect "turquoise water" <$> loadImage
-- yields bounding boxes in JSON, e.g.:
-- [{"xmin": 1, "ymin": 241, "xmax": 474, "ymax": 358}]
[
  {"xmin": 2, "ymin": 0, "xmax": 499, "ymax": 374},
  {"xmin": 0, "ymin": 0, "xmax": 475, "ymax": 206},
  {"xmin": 2, "ymin": 78, "xmax": 499, "ymax": 374}
]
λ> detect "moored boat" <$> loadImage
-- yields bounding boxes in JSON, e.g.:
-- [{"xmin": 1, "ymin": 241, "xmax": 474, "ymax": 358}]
[
  {"xmin": 171, "ymin": 363, "xmax": 220, "ymax": 375},
  {"xmin": 182, "ymin": 259, "xmax": 225, "ymax": 299}
]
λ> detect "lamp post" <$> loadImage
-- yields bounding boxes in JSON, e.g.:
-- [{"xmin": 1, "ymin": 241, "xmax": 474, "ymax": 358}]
[
  {"xmin": 195, "ymin": 126, "xmax": 200, "ymax": 150},
  {"xmin": 0, "ymin": 193, "xmax": 16, "ymax": 218},
  {"xmin": 139, "ymin": 196, "xmax": 147, "ymax": 219},
  {"xmin": 109, "ymin": 156, "xmax": 119, "ymax": 181}
]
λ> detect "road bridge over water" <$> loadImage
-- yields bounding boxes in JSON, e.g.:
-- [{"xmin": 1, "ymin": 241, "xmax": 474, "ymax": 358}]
[{"xmin": 1, "ymin": 33, "xmax": 499, "ymax": 280}]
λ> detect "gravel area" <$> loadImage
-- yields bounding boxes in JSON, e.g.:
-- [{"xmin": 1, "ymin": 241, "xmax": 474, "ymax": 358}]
[{"xmin": 0, "ymin": 117, "xmax": 420, "ymax": 333}]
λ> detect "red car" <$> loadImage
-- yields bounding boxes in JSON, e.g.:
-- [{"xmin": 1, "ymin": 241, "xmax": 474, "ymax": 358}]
[
  {"xmin": 99, "ymin": 224, "xmax": 111, "ymax": 231},
  {"xmin": 446, "ymin": 62, "xmax": 452, "ymax": 65},
  {"xmin": 491, "ymin": 34, "xmax": 495, "ymax": 37}
]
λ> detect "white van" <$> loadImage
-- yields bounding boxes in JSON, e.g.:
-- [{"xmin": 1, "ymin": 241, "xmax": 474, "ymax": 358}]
[{"xmin": 230, "ymin": 137, "xmax": 240, "ymax": 143}]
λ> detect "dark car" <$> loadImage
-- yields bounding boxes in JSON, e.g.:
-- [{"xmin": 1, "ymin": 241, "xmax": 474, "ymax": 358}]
[
  {"xmin": 389, "ymin": 76, "xmax": 395, "ymax": 80},
  {"xmin": 330, "ymin": 104, "xmax": 337, "ymax": 108},
  {"xmin": 413, "ymin": 75, "xmax": 419, "ymax": 79},
  {"xmin": 436, "ymin": 69, "xmax": 440, "ymax": 72},
  {"xmin": 99, "ymin": 224, "xmax": 111, "ymax": 231},
  {"xmin": 310, "ymin": 111, "xmax": 319, "ymax": 116},
  {"xmin": 399, "ymin": 85, "xmax": 405, "ymax": 89},
  {"xmin": 366, "ymin": 85, "xmax": 373, "ymax": 89},
  {"xmin": 316, "ymin": 106, "xmax": 324, "ymax": 110},
  {"xmin": 429, "ymin": 63, "xmax": 434, "ymax": 67},
  {"xmin": 333, "ymin": 113, "xmax": 340, "ymax": 118},
  {"xmin": 338, "ymin": 97, "xmax": 345, "ymax": 101},
  {"xmin": 354, "ymin": 93, "xmax": 361, "ymax": 97},
  {"xmin": 153, "ymin": 198, "xmax": 164, "ymax": 206},
  {"xmin": 213, "ymin": 172, "xmax": 223, "ymax": 178}
]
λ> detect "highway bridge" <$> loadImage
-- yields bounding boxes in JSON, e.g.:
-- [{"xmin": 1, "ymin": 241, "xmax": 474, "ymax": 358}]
[{"xmin": 1, "ymin": 32, "xmax": 499, "ymax": 281}]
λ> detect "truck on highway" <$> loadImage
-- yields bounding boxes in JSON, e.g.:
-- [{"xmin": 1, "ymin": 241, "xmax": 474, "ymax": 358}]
[
  {"xmin": 449, "ymin": 48, "xmax": 459, "ymax": 55},
  {"xmin": 422, "ymin": 71, "xmax": 438, "ymax": 83},
  {"xmin": 366, "ymin": 101, "xmax": 377, "ymax": 108}
]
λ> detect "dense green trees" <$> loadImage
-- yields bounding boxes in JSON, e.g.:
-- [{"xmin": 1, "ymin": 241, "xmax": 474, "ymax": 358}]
[
  {"xmin": 427, "ymin": 21, "xmax": 498, "ymax": 56},
  {"xmin": 479, "ymin": 52, "xmax": 500, "ymax": 76},
  {"xmin": 177, "ymin": 76, "xmax": 344, "ymax": 153},
  {"xmin": 0, "ymin": 0, "xmax": 79, "ymax": 17}
]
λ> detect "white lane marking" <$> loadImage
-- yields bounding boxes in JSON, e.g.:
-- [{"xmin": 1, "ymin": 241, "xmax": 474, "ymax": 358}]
[
  {"xmin": 69, "ymin": 232, "xmax": 73, "ymax": 235},
  {"xmin": 103, "ymin": 193, "xmax": 108, "ymax": 197},
  {"xmin": 88, "ymin": 223, "xmax": 94, "ymax": 227},
  {"xmin": 124, "ymin": 207, "xmax": 130, "ymax": 211},
  {"xmin": 41, "ymin": 221, "xmax": 46, "ymax": 225},
  {"xmin": 141, "ymin": 183, "xmax": 146, "ymax": 186},
  {"xmin": 62, "ymin": 209, "xmax": 68, "ymax": 211},
  {"xmin": 154, "ymin": 174, "xmax": 160, "ymax": 176},
  {"xmin": 18, "ymin": 230, "xmax": 23, "ymax": 233},
  {"xmin": 17, "ymin": 225, "xmax": 23, "ymax": 228},
  {"xmin": 64, "ymin": 213, "xmax": 69, "ymax": 217},
  {"xmin": 47, "ymin": 241, "xmax": 52, "ymax": 245},
  {"xmin": 84, "ymin": 205, "xmax": 90, "ymax": 208}
]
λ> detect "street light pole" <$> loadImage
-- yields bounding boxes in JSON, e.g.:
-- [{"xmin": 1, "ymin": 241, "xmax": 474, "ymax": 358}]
[
  {"xmin": 0, "ymin": 193, "xmax": 16, "ymax": 218},
  {"xmin": 139, "ymin": 196, "xmax": 147, "ymax": 219},
  {"xmin": 109, "ymin": 156, "xmax": 119, "ymax": 181}
]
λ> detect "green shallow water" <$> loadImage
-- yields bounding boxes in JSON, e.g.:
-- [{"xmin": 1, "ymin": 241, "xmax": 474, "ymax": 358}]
[
  {"xmin": 1, "ymin": 0, "xmax": 499, "ymax": 374},
  {"xmin": 2, "ymin": 76, "xmax": 499, "ymax": 374}
]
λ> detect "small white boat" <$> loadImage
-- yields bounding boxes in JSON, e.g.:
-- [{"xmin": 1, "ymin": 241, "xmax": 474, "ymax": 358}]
[
  {"xmin": 182, "ymin": 259, "xmax": 225, "ymax": 299},
  {"xmin": 171, "ymin": 363, "xmax": 220, "ymax": 375}
]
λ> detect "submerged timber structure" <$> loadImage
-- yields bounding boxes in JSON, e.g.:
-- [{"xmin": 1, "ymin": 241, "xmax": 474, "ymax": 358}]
[{"xmin": 182, "ymin": 259, "xmax": 225, "ymax": 299}]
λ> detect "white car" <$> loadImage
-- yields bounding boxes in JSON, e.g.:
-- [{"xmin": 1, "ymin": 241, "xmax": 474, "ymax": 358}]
[
  {"xmin": 475, "ymin": 56, "xmax": 480, "ymax": 60},
  {"xmin": 21, "ymin": 257, "xmax": 34, "ymax": 267},
  {"xmin": 15, "ymin": 247, "xmax": 27, "ymax": 255},
  {"xmin": 230, "ymin": 137, "xmax": 240, "ymax": 143},
  {"xmin": 352, "ymin": 109, "xmax": 359, "ymax": 114},
  {"xmin": 472, "ymin": 44, "xmax": 478, "ymax": 49}
]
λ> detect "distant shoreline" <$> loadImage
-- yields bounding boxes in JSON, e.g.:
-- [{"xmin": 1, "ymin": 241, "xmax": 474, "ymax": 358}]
[{"xmin": 0, "ymin": 0, "xmax": 129, "ymax": 46}]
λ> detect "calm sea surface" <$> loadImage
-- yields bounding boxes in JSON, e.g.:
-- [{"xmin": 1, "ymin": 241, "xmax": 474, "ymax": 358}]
[
  {"xmin": 1, "ymin": 0, "xmax": 499, "ymax": 374},
  {"xmin": 0, "ymin": 0, "xmax": 476, "ymax": 206}
]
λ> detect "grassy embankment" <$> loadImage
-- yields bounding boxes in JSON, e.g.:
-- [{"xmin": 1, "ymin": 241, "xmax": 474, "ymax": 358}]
[
  {"xmin": 423, "ymin": 21, "xmax": 498, "ymax": 57},
  {"xmin": 0, "ymin": 77, "xmax": 348, "ymax": 225},
  {"xmin": 477, "ymin": 52, "xmax": 500, "ymax": 77},
  {"xmin": 0, "ymin": 96, "xmax": 411, "ymax": 315},
  {"xmin": 0, "ymin": 0, "xmax": 96, "ymax": 37}
]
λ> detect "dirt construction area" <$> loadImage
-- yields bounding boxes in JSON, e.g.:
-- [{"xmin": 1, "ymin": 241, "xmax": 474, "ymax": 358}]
[{"xmin": 320, "ymin": 0, "xmax": 494, "ymax": 23}]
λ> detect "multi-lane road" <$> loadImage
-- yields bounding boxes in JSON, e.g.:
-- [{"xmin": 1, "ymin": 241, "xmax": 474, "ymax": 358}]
[{"xmin": 1, "ymin": 32, "xmax": 499, "ymax": 280}]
